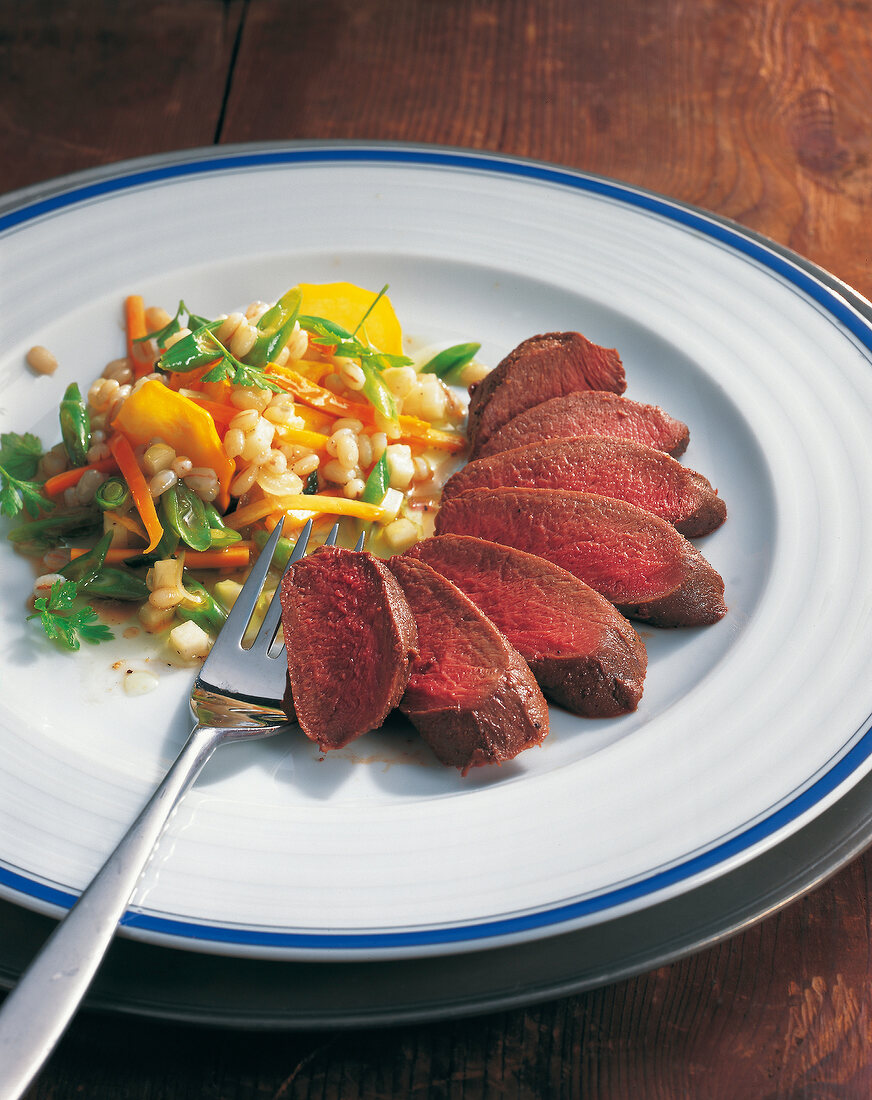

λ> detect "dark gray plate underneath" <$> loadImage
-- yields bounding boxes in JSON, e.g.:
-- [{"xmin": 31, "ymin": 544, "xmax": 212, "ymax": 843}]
[{"xmin": 2, "ymin": 762, "xmax": 871, "ymax": 1030}]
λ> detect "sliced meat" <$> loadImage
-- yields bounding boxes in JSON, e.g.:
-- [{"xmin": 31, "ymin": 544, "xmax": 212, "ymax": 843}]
[
  {"xmin": 475, "ymin": 390, "xmax": 690, "ymax": 460},
  {"xmin": 443, "ymin": 436, "xmax": 726, "ymax": 537},
  {"xmin": 434, "ymin": 488, "xmax": 726, "ymax": 628},
  {"xmin": 467, "ymin": 332, "xmax": 626, "ymax": 455},
  {"xmin": 387, "ymin": 555, "xmax": 549, "ymax": 773},
  {"xmin": 407, "ymin": 534, "xmax": 647, "ymax": 717},
  {"xmin": 280, "ymin": 547, "xmax": 418, "ymax": 749}
]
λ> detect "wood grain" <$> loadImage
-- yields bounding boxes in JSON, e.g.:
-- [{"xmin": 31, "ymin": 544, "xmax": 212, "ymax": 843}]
[
  {"xmin": 4, "ymin": 0, "xmax": 872, "ymax": 1096},
  {"xmin": 0, "ymin": 0, "xmax": 244, "ymax": 193}
]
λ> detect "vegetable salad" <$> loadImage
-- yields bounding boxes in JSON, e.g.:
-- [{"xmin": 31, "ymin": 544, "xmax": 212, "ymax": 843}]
[{"xmin": 3, "ymin": 282, "xmax": 481, "ymax": 657}]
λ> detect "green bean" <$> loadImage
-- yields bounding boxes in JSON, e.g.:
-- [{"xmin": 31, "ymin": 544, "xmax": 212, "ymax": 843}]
[
  {"xmin": 178, "ymin": 574, "xmax": 227, "ymax": 634},
  {"xmin": 81, "ymin": 567, "xmax": 149, "ymax": 601},
  {"xmin": 60, "ymin": 530, "xmax": 112, "ymax": 586},
  {"xmin": 59, "ymin": 383, "xmax": 91, "ymax": 467},
  {"xmin": 252, "ymin": 528, "xmax": 295, "ymax": 570}
]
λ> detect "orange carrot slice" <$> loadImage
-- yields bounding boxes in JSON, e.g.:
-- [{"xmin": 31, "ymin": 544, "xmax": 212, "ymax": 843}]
[
  {"xmin": 43, "ymin": 456, "xmax": 119, "ymax": 498},
  {"xmin": 109, "ymin": 433, "xmax": 163, "ymax": 553},
  {"xmin": 125, "ymin": 295, "xmax": 154, "ymax": 379}
]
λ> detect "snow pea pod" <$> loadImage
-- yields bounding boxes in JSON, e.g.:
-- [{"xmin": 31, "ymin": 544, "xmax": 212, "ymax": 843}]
[
  {"xmin": 420, "ymin": 342, "xmax": 481, "ymax": 381},
  {"xmin": 160, "ymin": 483, "xmax": 212, "ymax": 551},
  {"xmin": 81, "ymin": 567, "xmax": 149, "ymax": 601},
  {"xmin": 60, "ymin": 530, "xmax": 113, "ymax": 586},
  {"xmin": 59, "ymin": 383, "xmax": 91, "ymax": 467},
  {"xmin": 93, "ymin": 477, "xmax": 130, "ymax": 512},
  {"xmin": 360, "ymin": 451, "xmax": 389, "ymax": 504},
  {"xmin": 245, "ymin": 288, "xmax": 302, "ymax": 367},
  {"xmin": 7, "ymin": 509, "xmax": 100, "ymax": 546},
  {"xmin": 202, "ymin": 502, "xmax": 242, "ymax": 550},
  {"xmin": 178, "ymin": 574, "xmax": 227, "ymax": 634}
]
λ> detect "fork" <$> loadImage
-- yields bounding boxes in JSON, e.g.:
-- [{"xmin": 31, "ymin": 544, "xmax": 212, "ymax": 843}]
[{"xmin": 0, "ymin": 516, "xmax": 355, "ymax": 1099}]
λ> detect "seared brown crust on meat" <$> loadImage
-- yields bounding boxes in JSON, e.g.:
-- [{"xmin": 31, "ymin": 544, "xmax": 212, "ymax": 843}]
[
  {"xmin": 443, "ymin": 436, "xmax": 726, "ymax": 537},
  {"xmin": 476, "ymin": 390, "xmax": 690, "ymax": 460},
  {"xmin": 387, "ymin": 555, "xmax": 549, "ymax": 773},
  {"xmin": 467, "ymin": 332, "xmax": 626, "ymax": 455},
  {"xmin": 434, "ymin": 488, "xmax": 726, "ymax": 628},
  {"xmin": 280, "ymin": 548, "xmax": 418, "ymax": 749},
  {"xmin": 407, "ymin": 534, "xmax": 647, "ymax": 717}
]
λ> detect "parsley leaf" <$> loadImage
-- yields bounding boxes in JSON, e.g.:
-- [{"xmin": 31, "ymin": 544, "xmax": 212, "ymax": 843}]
[
  {"xmin": 0, "ymin": 431, "xmax": 43, "ymax": 478},
  {"xmin": 158, "ymin": 327, "xmax": 281, "ymax": 392},
  {"xmin": 298, "ymin": 317, "xmax": 412, "ymax": 372},
  {"xmin": 0, "ymin": 431, "xmax": 53, "ymax": 518},
  {"xmin": 28, "ymin": 579, "xmax": 114, "ymax": 651}
]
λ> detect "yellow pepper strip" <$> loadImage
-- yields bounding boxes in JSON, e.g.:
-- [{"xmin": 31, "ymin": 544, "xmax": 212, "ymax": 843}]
[
  {"xmin": 397, "ymin": 417, "xmax": 467, "ymax": 453},
  {"xmin": 108, "ymin": 433, "xmax": 163, "ymax": 553},
  {"xmin": 294, "ymin": 404, "xmax": 334, "ymax": 432},
  {"xmin": 226, "ymin": 494, "xmax": 390, "ymax": 530},
  {"xmin": 274, "ymin": 425, "xmax": 330, "ymax": 450},
  {"xmin": 112, "ymin": 380, "xmax": 235, "ymax": 510},
  {"xmin": 264, "ymin": 509, "xmax": 318, "ymax": 531},
  {"xmin": 285, "ymin": 357, "xmax": 333, "ymax": 383}
]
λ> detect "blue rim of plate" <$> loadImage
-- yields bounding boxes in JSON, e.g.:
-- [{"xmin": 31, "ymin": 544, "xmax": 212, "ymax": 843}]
[{"xmin": 3, "ymin": 142, "xmax": 872, "ymax": 953}]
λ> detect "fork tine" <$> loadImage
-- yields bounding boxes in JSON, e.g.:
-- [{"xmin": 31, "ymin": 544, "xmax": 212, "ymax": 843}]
[
  {"xmin": 251, "ymin": 519, "xmax": 313, "ymax": 651},
  {"xmin": 323, "ymin": 521, "xmax": 341, "ymax": 547},
  {"xmin": 200, "ymin": 518, "xmax": 286, "ymax": 660},
  {"xmin": 354, "ymin": 530, "xmax": 367, "ymax": 551}
]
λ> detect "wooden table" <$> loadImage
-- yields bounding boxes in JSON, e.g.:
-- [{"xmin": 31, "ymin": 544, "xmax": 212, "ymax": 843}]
[{"xmin": 3, "ymin": 1, "xmax": 872, "ymax": 1095}]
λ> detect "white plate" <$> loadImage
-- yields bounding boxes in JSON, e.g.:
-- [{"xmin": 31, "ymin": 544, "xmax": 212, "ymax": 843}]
[{"xmin": 1, "ymin": 143, "xmax": 872, "ymax": 961}]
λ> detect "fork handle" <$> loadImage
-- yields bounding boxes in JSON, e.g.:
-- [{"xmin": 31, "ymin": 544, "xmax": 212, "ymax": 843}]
[{"xmin": 0, "ymin": 722, "xmax": 226, "ymax": 1100}]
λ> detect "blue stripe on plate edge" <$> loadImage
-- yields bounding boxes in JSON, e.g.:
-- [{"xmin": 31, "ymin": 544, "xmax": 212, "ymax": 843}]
[{"xmin": 3, "ymin": 144, "xmax": 872, "ymax": 950}]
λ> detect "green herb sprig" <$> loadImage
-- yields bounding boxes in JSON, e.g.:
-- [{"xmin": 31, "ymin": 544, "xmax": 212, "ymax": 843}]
[
  {"xmin": 157, "ymin": 327, "xmax": 281, "ymax": 392},
  {"xmin": 0, "ymin": 432, "xmax": 52, "ymax": 518},
  {"xmin": 28, "ymin": 579, "xmax": 114, "ymax": 651}
]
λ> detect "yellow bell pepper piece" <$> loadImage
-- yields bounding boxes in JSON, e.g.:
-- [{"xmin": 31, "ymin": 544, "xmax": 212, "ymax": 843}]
[
  {"xmin": 296, "ymin": 282, "xmax": 403, "ymax": 355},
  {"xmin": 112, "ymin": 380, "xmax": 234, "ymax": 510}
]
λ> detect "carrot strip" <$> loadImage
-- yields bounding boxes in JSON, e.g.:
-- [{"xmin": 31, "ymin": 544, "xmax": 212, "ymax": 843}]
[
  {"xmin": 179, "ymin": 392, "xmax": 238, "ymax": 429},
  {"xmin": 184, "ymin": 546, "xmax": 251, "ymax": 569},
  {"xmin": 225, "ymin": 493, "xmax": 390, "ymax": 530},
  {"xmin": 109, "ymin": 433, "xmax": 163, "ymax": 552},
  {"xmin": 43, "ymin": 456, "xmax": 119, "ymax": 498},
  {"xmin": 125, "ymin": 295, "xmax": 154, "ymax": 379},
  {"xmin": 266, "ymin": 366, "xmax": 370, "ymax": 419},
  {"xmin": 165, "ymin": 359, "xmax": 223, "ymax": 392}
]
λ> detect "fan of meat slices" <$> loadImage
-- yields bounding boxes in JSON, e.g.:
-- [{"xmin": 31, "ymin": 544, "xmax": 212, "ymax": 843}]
[{"xmin": 279, "ymin": 328, "xmax": 728, "ymax": 773}]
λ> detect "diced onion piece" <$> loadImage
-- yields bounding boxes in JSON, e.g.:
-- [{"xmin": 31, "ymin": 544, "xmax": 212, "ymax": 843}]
[{"xmin": 168, "ymin": 620, "xmax": 213, "ymax": 661}]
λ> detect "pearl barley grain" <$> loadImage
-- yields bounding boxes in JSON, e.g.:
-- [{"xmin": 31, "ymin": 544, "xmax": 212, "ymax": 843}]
[{"xmin": 26, "ymin": 346, "xmax": 58, "ymax": 375}]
